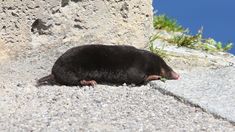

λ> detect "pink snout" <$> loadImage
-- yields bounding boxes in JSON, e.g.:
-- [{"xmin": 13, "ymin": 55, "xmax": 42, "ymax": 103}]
[{"xmin": 170, "ymin": 71, "xmax": 180, "ymax": 80}]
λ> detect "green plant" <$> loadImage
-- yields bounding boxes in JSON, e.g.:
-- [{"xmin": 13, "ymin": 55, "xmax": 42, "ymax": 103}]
[
  {"xmin": 164, "ymin": 28, "xmax": 233, "ymax": 52},
  {"xmin": 202, "ymin": 38, "xmax": 233, "ymax": 52},
  {"xmin": 152, "ymin": 15, "xmax": 233, "ymax": 53},
  {"xmin": 148, "ymin": 34, "xmax": 168, "ymax": 58},
  {"xmin": 153, "ymin": 14, "xmax": 185, "ymax": 32},
  {"xmin": 168, "ymin": 34, "xmax": 200, "ymax": 48},
  {"xmin": 160, "ymin": 77, "xmax": 167, "ymax": 82}
]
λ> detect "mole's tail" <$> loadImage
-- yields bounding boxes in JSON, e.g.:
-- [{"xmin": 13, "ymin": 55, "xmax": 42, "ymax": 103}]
[{"xmin": 36, "ymin": 74, "xmax": 56, "ymax": 87}]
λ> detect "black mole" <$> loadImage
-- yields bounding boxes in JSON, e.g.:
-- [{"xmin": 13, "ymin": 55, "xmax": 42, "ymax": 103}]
[{"xmin": 37, "ymin": 44, "xmax": 179, "ymax": 86}]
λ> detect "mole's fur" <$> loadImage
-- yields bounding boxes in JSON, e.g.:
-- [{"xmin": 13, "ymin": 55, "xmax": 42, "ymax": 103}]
[{"xmin": 37, "ymin": 44, "xmax": 179, "ymax": 86}]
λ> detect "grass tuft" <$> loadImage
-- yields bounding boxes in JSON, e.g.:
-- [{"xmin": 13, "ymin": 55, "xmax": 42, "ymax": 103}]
[
  {"xmin": 148, "ymin": 34, "xmax": 168, "ymax": 58},
  {"xmin": 152, "ymin": 14, "xmax": 233, "ymax": 53},
  {"xmin": 166, "ymin": 28, "xmax": 233, "ymax": 52},
  {"xmin": 153, "ymin": 14, "xmax": 186, "ymax": 32}
]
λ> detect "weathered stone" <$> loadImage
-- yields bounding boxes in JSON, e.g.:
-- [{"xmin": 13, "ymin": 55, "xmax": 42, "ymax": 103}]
[{"xmin": 0, "ymin": 0, "xmax": 153, "ymax": 58}]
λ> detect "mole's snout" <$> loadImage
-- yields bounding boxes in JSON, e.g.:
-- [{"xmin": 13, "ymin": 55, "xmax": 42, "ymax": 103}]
[{"xmin": 170, "ymin": 71, "xmax": 180, "ymax": 80}]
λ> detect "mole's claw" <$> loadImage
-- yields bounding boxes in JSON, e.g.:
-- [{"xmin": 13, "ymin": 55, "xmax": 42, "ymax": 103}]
[{"xmin": 80, "ymin": 80, "xmax": 97, "ymax": 86}]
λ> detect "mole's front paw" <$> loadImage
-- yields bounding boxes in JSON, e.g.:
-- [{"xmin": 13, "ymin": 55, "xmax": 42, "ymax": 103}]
[{"xmin": 80, "ymin": 80, "xmax": 97, "ymax": 87}]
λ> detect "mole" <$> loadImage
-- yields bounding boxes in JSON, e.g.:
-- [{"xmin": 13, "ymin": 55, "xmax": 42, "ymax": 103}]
[{"xmin": 37, "ymin": 44, "xmax": 179, "ymax": 86}]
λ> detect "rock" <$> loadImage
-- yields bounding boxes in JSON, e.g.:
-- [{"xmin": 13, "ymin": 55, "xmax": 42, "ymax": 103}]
[
  {"xmin": 0, "ymin": 0, "xmax": 153, "ymax": 58},
  {"xmin": 0, "ymin": 38, "xmax": 9, "ymax": 62}
]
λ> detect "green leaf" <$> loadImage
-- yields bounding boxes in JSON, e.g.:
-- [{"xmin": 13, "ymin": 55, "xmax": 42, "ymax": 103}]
[{"xmin": 160, "ymin": 77, "xmax": 167, "ymax": 82}]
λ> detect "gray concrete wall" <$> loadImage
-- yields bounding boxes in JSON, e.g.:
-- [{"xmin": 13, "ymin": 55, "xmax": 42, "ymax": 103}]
[{"xmin": 0, "ymin": 0, "xmax": 153, "ymax": 58}]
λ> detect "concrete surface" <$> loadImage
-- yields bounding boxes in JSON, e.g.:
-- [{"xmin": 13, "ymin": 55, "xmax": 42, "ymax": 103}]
[
  {"xmin": 0, "ymin": 45, "xmax": 235, "ymax": 131},
  {"xmin": 0, "ymin": 0, "xmax": 153, "ymax": 57},
  {"xmin": 151, "ymin": 66, "xmax": 235, "ymax": 124},
  {"xmin": 152, "ymin": 37, "xmax": 235, "ymax": 124},
  {"xmin": 1, "ymin": 0, "xmax": 234, "ymax": 131},
  {"xmin": 153, "ymin": 35, "xmax": 235, "ymax": 70}
]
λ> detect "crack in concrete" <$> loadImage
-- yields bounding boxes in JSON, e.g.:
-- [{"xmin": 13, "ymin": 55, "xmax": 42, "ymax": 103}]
[{"xmin": 151, "ymin": 83, "xmax": 235, "ymax": 125}]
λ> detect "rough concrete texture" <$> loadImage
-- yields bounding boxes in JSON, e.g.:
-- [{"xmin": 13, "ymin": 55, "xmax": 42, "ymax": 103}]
[
  {"xmin": 153, "ymin": 30, "xmax": 235, "ymax": 70},
  {"xmin": 0, "ymin": 38, "xmax": 9, "ymax": 61},
  {"xmin": 151, "ymin": 67, "xmax": 235, "ymax": 124},
  {"xmin": 155, "ymin": 40, "xmax": 235, "ymax": 71},
  {"xmin": 0, "ymin": 0, "xmax": 153, "ymax": 57},
  {"xmin": 152, "ymin": 38, "xmax": 235, "ymax": 124},
  {"xmin": 0, "ymin": 43, "xmax": 235, "ymax": 131}
]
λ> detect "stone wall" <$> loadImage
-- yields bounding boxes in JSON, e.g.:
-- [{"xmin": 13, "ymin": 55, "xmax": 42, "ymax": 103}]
[{"xmin": 0, "ymin": 0, "xmax": 153, "ymax": 57}]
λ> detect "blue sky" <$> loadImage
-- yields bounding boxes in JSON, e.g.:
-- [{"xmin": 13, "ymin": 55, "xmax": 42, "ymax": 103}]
[{"xmin": 153, "ymin": 0, "xmax": 235, "ymax": 54}]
